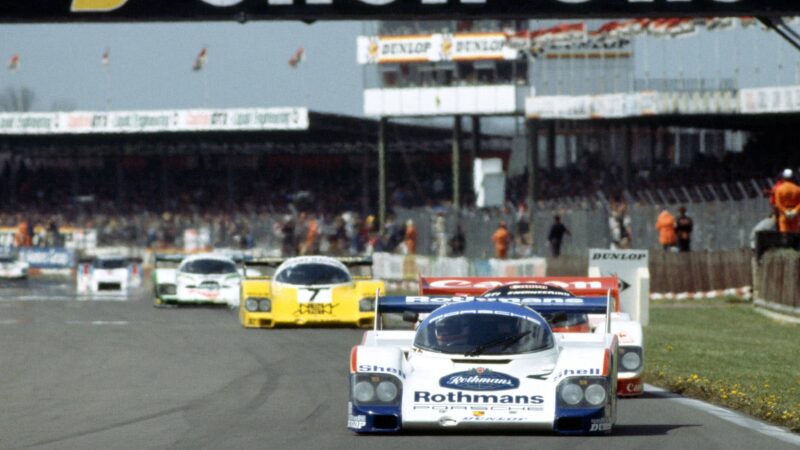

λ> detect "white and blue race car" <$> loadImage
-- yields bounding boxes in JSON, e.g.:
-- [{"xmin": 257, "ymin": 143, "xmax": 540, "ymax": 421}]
[{"xmin": 348, "ymin": 285, "xmax": 619, "ymax": 435}]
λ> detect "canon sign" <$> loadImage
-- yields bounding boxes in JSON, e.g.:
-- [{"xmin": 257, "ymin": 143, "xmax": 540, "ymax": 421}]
[{"xmin": 0, "ymin": 0, "xmax": 796, "ymax": 23}]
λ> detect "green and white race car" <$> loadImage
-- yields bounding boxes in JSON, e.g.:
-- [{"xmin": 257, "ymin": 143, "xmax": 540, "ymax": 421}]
[{"xmin": 153, "ymin": 253, "xmax": 241, "ymax": 307}]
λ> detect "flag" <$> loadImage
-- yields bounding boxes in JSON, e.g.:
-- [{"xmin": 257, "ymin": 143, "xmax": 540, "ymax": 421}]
[
  {"xmin": 101, "ymin": 48, "xmax": 109, "ymax": 67},
  {"xmin": 7, "ymin": 53, "xmax": 19, "ymax": 71},
  {"xmin": 288, "ymin": 47, "xmax": 305, "ymax": 68},
  {"xmin": 192, "ymin": 47, "xmax": 207, "ymax": 71}
]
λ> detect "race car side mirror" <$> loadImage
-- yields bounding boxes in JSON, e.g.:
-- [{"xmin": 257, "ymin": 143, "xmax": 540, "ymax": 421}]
[{"xmin": 402, "ymin": 311, "xmax": 419, "ymax": 323}]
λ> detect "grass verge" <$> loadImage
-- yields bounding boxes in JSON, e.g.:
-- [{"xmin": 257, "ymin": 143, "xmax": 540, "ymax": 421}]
[{"xmin": 644, "ymin": 298, "xmax": 800, "ymax": 432}]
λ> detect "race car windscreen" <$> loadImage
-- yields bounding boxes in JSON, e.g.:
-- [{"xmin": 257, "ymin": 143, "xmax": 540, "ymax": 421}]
[
  {"xmin": 95, "ymin": 258, "xmax": 126, "ymax": 269},
  {"xmin": 413, "ymin": 312, "xmax": 553, "ymax": 355},
  {"xmin": 275, "ymin": 263, "xmax": 351, "ymax": 285},
  {"xmin": 181, "ymin": 259, "xmax": 237, "ymax": 275}
]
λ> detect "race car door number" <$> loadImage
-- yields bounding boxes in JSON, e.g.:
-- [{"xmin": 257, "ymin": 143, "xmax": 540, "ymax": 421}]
[{"xmin": 297, "ymin": 288, "xmax": 333, "ymax": 303}]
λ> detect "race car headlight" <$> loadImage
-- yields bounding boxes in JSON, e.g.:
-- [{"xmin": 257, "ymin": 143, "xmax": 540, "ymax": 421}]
[
  {"xmin": 245, "ymin": 297, "xmax": 271, "ymax": 312},
  {"xmin": 620, "ymin": 347, "xmax": 642, "ymax": 371},
  {"xmin": 353, "ymin": 381, "xmax": 375, "ymax": 402},
  {"xmin": 351, "ymin": 374, "xmax": 402, "ymax": 406},
  {"xmin": 584, "ymin": 384, "xmax": 607, "ymax": 406},
  {"xmin": 560, "ymin": 383, "xmax": 583, "ymax": 406},
  {"xmin": 376, "ymin": 381, "xmax": 398, "ymax": 402},
  {"xmin": 359, "ymin": 298, "xmax": 374, "ymax": 312},
  {"xmin": 159, "ymin": 284, "xmax": 176, "ymax": 296},
  {"xmin": 558, "ymin": 377, "xmax": 610, "ymax": 408}
]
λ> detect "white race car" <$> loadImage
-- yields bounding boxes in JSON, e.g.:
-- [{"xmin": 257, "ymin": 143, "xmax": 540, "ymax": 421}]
[
  {"xmin": 77, "ymin": 255, "xmax": 130, "ymax": 292},
  {"xmin": 0, "ymin": 253, "xmax": 28, "ymax": 280},
  {"xmin": 420, "ymin": 276, "xmax": 644, "ymax": 397},
  {"xmin": 153, "ymin": 253, "xmax": 241, "ymax": 307},
  {"xmin": 348, "ymin": 286, "xmax": 619, "ymax": 435}
]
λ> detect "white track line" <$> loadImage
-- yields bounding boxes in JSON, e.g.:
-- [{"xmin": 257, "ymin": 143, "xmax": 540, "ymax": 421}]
[
  {"xmin": 64, "ymin": 320, "xmax": 128, "ymax": 326},
  {"xmin": 645, "ymin": 384, "xmax": 800, "ymax": 446}
]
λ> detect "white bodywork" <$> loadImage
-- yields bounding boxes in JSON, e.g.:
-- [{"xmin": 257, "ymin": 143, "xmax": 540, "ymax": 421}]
[
  {"xmin": 349, "ymin": 297, "xmax": 619, "ymax": 434},
  {"xmin": 0, "ymin": 256, "xmax": 28, "ymax": 279},
  {"xmin": 357, "ymin": 331, "xmax": 612, "ymax": 430},
  {"xmin": 158, "ymin": 254, "xmax": 241, "ymax": 307},
  {"xmin": 77, "ymin": 256, "xmax": 129, "ymax": 292}
]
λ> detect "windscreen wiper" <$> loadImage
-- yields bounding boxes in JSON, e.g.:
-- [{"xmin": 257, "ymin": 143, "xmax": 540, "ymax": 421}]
[{"xmin": 464, "ymin": 331, "xmax": 529, "ymax": 357}]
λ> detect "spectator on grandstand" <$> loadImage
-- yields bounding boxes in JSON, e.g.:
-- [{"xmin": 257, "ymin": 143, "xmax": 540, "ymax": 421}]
[
  {"xmin": 774, "ymin": 170, "xmax": 800, "ymax": 233},
  {"xmin": 15, "ymin": 217, "xmax": 31, "ymax": 247},
  {"xmin": 547, "ymin": 215, "xmax": 570, "ymax": 258},
  {"xmin": 675, "ymin": 206, "xmax": 694, "ymax": 252},
  {"xmin": 768, "ymin": 169, "xmax": 792, "ymax": 212},
  {"xmin": 608, "ymin": 203, "xmax": 631, "ymax": 250},
  {"xmin": 300, "ymin": 213, "xmax": 319, "ymax": 255},
  {"xmin": 384, "ymin": 214, "xmax": 406, "ymax": 252},
  {"xmin": 404, "ymin": 219, "xmax": 418, "ymax": 255},
  {"xmin": 750, "ymin": 212, "xmax": 777, "ymax": 250},
  {"xmin": 432, "ymin": 214, "xmax": 448, "ymax": 257},
  {"xmin": 516, "ymin": 203, "xmax": 531, "ymax": 253},
  {"xmin": 449, "ymin": 224, "xmax": 466, "ymax": 257},
  {"xmin": 280, "ymin": 216, "xmax": 296, "ymax": 257},
  {"xmin": 491, "ymin": 220, "xmax": 511, "ymax": 259},
  {"xmin": 655, "ymin": 208, "xmax": 677, "ymax": 251}
]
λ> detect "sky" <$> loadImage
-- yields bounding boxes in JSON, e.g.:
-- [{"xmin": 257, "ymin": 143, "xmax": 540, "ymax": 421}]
[
  {"xmin": 1, "ymin": 19, "xmax": 799, "ymax": 116},
  {"xmin": 0, "ymin": 21, "xmax": 367, "ymax": 115}
]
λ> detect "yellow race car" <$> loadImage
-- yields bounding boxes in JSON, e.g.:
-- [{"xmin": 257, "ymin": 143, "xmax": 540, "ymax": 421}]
[{"xmin": 239, "ymin": 255, "xmax": 384, "ymax": 328}]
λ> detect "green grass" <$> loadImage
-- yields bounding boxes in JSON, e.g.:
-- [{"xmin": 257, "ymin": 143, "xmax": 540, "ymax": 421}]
[{"xmin": 644, "ymin": 299, "xmax": 800, "ymax": 431}]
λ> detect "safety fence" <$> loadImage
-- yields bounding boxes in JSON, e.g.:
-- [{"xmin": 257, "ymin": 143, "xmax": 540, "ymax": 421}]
[
  {"xmin": 395, "ymin": 179, "xmax": 770, "ymax": 259},
  {"xmin": 756, "ymin": 250, "xmax": 800, "ymax": 313}
]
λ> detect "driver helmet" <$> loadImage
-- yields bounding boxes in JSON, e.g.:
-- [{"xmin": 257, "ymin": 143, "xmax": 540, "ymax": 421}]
[{"xmin": 434, "ymin": 316, "xmax": 470, "ymax": 345}]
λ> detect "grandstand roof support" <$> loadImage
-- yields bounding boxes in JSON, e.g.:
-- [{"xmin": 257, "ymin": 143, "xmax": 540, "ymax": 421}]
[
  {"xmin": 378, "ymin": 117, "xmax": 387, "ymax": 234},
  {"xmin": 470, "ymin": 115, "xmax": 481, "ymax": 200},
  {"xmin": 453, "ymin": 115, "xmax": 463, "ymax": 211},
  {"xmin": 624, "ymin": 124, "xmax": 633, "ymax": 190},
  {"xmin": 8, "ymin": 154, "xmax": 18, "ymax": 209},
  {"xmin": 546, "ymin": 122, "xmax": 556, "ymax": 171},
  {"xmin": 758, "ymin": 17, "xmax": 800, "ymax": 53},
  {"xmin": 526, "ymin": 121, "xmax": 539, "ymax": 237},
  {"xmin": 160, "ymin": 149, "xmax": 169, "ymax": 210},
  {"xmin": 71, "ymin": 148, "xmax": 80, "ymax": 202},
  {"xmin": 116, "ymin": 157, "xmax": 125, "ymax": 204}
]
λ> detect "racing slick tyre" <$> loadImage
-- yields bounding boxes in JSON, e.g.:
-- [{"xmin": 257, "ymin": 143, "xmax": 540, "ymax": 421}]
[{"xmin": 153, "ymin": 297, "xmax": 177, "ymax": 308}]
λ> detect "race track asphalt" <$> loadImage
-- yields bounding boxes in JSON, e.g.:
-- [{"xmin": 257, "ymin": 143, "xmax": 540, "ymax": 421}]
[{"xmin": 0, "ymin": 277, "xmax": 797, "ymax": 450}]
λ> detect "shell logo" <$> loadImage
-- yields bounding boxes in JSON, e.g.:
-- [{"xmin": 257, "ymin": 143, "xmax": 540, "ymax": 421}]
[
  {"xmin": 368, "ymin": 40, "xmax": 380, "ymax": 58},
  {"xmin": 71, "ymin": 0, "xmax": 128, "ymax": 11},
  {"xmin": 441, "ymin": 37, "xmax": 453, "ymax": 58}
]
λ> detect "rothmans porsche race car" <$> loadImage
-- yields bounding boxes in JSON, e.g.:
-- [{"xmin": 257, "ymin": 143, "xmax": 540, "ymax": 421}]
[
  {"xmin": 153, "ymin": 253, "xmax": 241, "ymax": 307},
  {"xmin": 419, "ymin": 276, "xmax": 644, "ymax": 397},
  {"xmin": 239, "ymin": 255, "xmax": 385, "ymax": 328},
  {"xmin": 348, "ymin": 286, "xmax": 619, "ymax": 435}
]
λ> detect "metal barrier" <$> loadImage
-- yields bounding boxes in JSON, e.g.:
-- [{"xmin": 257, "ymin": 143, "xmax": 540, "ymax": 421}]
[{"xmin": 394, "ymin": 179, "xmax": 771, "ymax": 258}]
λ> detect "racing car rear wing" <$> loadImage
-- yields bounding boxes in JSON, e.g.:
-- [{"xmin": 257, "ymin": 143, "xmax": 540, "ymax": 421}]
[
  {"xmin": 374, "ymin": 294, "xmax": 614, "ymax": 332},
  {"xmin": 242, "ymin": 256, "xmax": 374, "ymax": 278},
  {"xmin": 154, "ymin": 254, "xmax": 185, "ymax": 268},
  {"xmin": 418, "ymin": 276, "xmax": 621, "ymax": 312}
]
